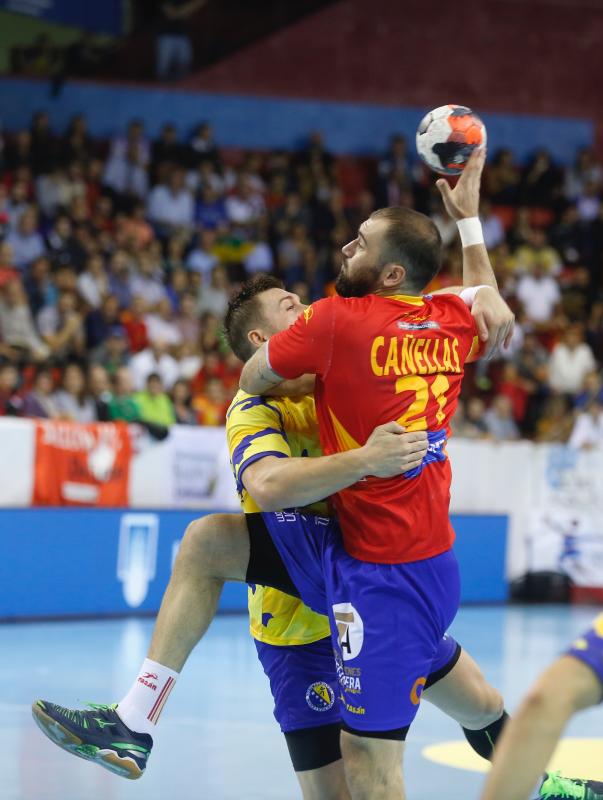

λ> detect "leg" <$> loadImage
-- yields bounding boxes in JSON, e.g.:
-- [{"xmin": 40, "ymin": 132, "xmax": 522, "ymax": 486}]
[
  {"xmin": 481, "ymin": 656, "xmax": 602, "ymax": 800},
  {"xmin": 340, "ymin": 732, "xmax": 405, "ymax": 800},
  {"xmin": 147, "ymin": 513, "xmax": 249, "ymax": 671},
  {"xmin": 423, "ymin": 647, "xmax": 504, "ymax": 730}
]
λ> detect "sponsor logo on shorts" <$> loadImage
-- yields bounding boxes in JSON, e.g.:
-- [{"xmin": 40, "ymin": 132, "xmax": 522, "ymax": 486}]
[
  {"xmin": 335, "ymin": 656, "xmax": 363, "ymax": 694},
  {"xmin": 410, "ymin": 676, "xmax": 427, "ymax": 706},
  {"xmin": 332, "ymin": 603, "xmax": 364, "ymax": 661},
  {"xmin": 340, "ymin": 693, "xmax": 366, "ymax": 715},
  {"xmin": 306, "ymin": 681, "xmax": 335, "ymax": 712}
]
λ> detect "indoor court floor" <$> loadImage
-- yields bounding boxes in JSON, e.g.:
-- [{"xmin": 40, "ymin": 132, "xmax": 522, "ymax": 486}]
[{"xmin": 3, "ymin": 605, "xmax": 603, "ymax": 800}]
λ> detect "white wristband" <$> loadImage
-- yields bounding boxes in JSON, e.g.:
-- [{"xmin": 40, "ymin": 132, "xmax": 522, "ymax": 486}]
[
  {"xmin": 457, "ymin": 217, "xmax": 484, "ymax": 248},
  {"xmin": 459, "ymin": 284, "xmax": 491, "ymax": 307}
]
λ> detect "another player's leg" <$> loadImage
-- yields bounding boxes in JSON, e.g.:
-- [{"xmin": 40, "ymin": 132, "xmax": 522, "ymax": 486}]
[
  {"xmin": 32, "ymin": 513, "xmax": 251, "ymax": 779},
  {"xmin": 340, "ymin": 733, "xmax": 406, "ymax": 800},
  {"xmin": 481, "ymin": 655, "xmax": 603, "ymax": 800}
]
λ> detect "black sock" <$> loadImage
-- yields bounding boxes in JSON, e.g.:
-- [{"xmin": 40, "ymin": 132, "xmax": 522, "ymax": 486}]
[{"xmin": 462, "ymin": 710, "xmax": 509, "ymax": 760}]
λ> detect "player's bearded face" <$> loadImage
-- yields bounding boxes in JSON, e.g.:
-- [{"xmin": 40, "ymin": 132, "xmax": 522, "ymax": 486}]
[
  {"xmin": 335, "ymin": 261, "xmax": 381, "ymax": 297},
  {"xmin": 337, "ymin": 222, "xmax": 384, "ymax": 297}
]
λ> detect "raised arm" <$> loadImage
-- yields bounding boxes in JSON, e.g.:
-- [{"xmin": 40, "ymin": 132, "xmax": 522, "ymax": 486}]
[{"xmin": 239, "ymin": 342, "xmax": 286, "ymax": 395}]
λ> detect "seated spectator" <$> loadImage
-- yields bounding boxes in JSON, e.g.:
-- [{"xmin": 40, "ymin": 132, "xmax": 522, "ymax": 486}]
[
  {"xmin": 535, "ymin": 395, "xmax": 574, "ymax": 443},
  {"xmin": 520, "ymin": 149, "xmax": 561, "ymax": 206},
  {"xmin": 147, "ymin": 168, "xmax": 194, "ymax": 233},
  {"xmin": 91, "ymin": 324, "xmax": 130, "ymax": 375},
  {"xmin": 186, "ymin": 227, "xmax": 219, "ymax": 278},
  {"xmin": 497, "ymin": 362, "xmax": 529, "ymax": 427},
  {"xmin": 77, "ymin": 253, "xmax": 110, "ymax": 309},
  {"xmin": 172, "ymin": 378, "xmax": 196, "ymax": 424},
  {"xmin": 0, "ymin": 363, "xmax": 20, "ymax": 415},
  {"xmin": 188, "ymin": 122, "xmax": 220, "ymax": 168},
  {"xmin": 516, "ymin": 262, "xmax": 562, "ymax": 328},
  {"xmin": 454, "ymin": 396, "xmax": 489, "ymax": 439},
  {"xmin": 130, "ymin": 251, "xmax": 167, "ymax": 309},
  {"xmin": 484, "ymin": 395, "xmax": 520, "ymax": 441},
  {"xmin": 197, "ymin": 264, "xmax": 231, "ymax": 318},
  {"xmin": 108, "ymin": 249, "xmax": 134, "ymax": 309},
  {"xmin": 108, "ymin": 119, "xmax": 150, "ymax": 171},
  {"xmin": 108, "ymin": 366, "xmax": 141, "ymax": 422},
  {"xmin": 193, "ymin": 184, "xmax": 228, "ymax": 230},
  {"xmin": 0, "ymin": 241, "xmax": 20, "ymax": 288},
  {"xmin": 46, "ymin": 214, "xmax": 85, "ymax": 271},
  {"xmin": 88, "ymin": 363, "xmax": 112, "ymax": 421},
  {"xmin": 575, "ymin": 371, "xmax": 603, "ymax": 410},
  {"xmin": 193, "ymin": 376, "xmax": 228, "ymax": 425},
  {"xmin": 548, "ymin": 324, "xmax": 597, "ymax": 397},
  {"xmin": 568, "ymin": 400, "xmax": 603, "ymax": 450},
  {"xmin": 103, "ymin": 141, "xmax": 149, "ymax": 202},
  {"xmin": 38, "ymin": 290, "xmax": 85, "ymax": 361},
  {"xmin": 24, "ymin": 256, "xmax": 57, "ymax": 317},
  {"xmin": 479, "ymin": 200, "xmax": 506, "ymax": 250},
  {"xmin": 21, "ymin": 367, "xmax": 59, "ymax": 418},
  {"xmin": 175, "ymin": 292, "xmax": 200, "ymax": 344},
  {"xmin": 162, "ymin": 234, "xmax": 188, "ymax": 273},
  {"xmin": 144, "ymin": 297, "xmax": 182, "ymax": 349},
  {"xmin": 0, "ymin": 279, "xmax": 49, "ymax": 361},
  {"xmin": 224, "ymin": 173, "xmax": 265, "ymax": 228},
  {"xmin": 130, "ymin": 339, "xmax": 179, "ymax": 390},
  {"xmin": 151, "ymin": 123, "xmax": 185, "ymax": 181},
  {"xmin": 121, "ymin": 295, "xmax": 149, "ymax": 354},
  {"xmin": 53, "ymin": 362, "xmax": 96, "ymax": 422},
  {"xmin": 135, "ymin": 372, "xmax": 175, "ymax": 426},
  {"xmin": 486, "ymin": 148, "xmax": 521, "ymax": 204},
  {"xmin": 576, "ymin": 178, "xmax": 601, "ymax": 222},
  {"xmin": 84, "ymin": 294, "xmax": 120, "ymax": 351},
  {"xmin": 513, "ymin": 229, "xmax": 562, "ymax": 276},
  {"xmin": 117, "ymin": 203, "xmax": 155, "ymax": 250},
  {"xmin": 6, "ymin": 207, "xmax": 46, "ymax": 270},
  {"xmin": 564, "ymin": 147, "xmax": 602, "ymax": 202}
]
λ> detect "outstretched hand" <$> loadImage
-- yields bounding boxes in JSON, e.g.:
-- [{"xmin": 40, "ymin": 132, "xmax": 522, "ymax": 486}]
[{"xmin": 436, "ymin": 147, "xmax": 486, "ymax": 220}]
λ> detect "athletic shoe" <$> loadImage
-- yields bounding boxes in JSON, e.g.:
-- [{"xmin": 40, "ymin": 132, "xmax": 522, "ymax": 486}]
[
  {"xmin": 539, "ymin": 771, "xmax": 603, "ymax": 800},
  {"xmin": 32, "ymin": 699, "xmax": 152, "ymax": 779}
]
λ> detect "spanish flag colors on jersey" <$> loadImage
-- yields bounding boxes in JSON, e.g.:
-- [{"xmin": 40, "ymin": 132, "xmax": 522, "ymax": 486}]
[
  {"xmin": 267, "ymin": 293, "xmax": 481, "ymax": 564},
  {"xmin": 226, "ymin": 391, "xmax": 331, "ymax": 646}
]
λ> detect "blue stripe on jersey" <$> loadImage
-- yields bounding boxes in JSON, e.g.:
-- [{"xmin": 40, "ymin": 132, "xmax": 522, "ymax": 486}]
[
  {"xmin": 227, "ymin": 395, "xmax": 286, "ymax": 429},
  {"xmin": 236, "ymin": 450, "xmax": 289, "ymax": 494},
  {"xmin": 403, "ymin": 429, "xmax": 448, "ymax": 479},
  {"xmin": 231, "ymin": 426, "xmax": 288, "ymax": 474}
]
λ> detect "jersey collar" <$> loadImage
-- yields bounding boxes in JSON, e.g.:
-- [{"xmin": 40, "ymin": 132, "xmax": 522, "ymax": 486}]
[{"xmin": 387, "ymin": 294, "xmax": 425, "ymax": 307}]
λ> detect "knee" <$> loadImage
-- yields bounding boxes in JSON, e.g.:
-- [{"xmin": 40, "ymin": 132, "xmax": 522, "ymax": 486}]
[
  {"xmin": 172, "ymin": 515, "xmax": 221, "ymax": 577},
  {"xmin": 463, "ymin": 683, "xmax": 505, "ymax": 729}
]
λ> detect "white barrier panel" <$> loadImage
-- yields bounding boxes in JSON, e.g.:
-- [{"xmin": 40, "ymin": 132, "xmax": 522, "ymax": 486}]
[{"xmin": 2, "ymin": 418, "xmax": 602, "ymax": 582}]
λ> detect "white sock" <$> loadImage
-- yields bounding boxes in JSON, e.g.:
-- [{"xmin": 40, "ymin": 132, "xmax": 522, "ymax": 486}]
[{"xmin": 116, "ymin": 658, "xmax": 179, "ymax": 735}]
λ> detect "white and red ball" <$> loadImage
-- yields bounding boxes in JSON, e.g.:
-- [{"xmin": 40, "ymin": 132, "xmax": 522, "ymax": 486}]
[{"xmin": 416, "ymin": 104, "xmax": 487, "ymax": 175}]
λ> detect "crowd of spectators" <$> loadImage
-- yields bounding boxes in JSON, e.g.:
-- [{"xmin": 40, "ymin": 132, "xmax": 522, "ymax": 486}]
[{"xmin": 0, "ymin": 112, "xmax": 602, "ymax": 445}]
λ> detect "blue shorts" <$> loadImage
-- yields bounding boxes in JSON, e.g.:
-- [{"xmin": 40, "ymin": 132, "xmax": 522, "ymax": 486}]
[
  {"xmin": 257, "ymin": 511, "xmax": 461, "ymax": 733},
  {"xmin": 565, "ymin": 613, "xmax": 603, "ymax": 695}
]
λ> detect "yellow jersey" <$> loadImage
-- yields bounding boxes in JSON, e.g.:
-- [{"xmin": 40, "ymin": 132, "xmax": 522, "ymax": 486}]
[{"xmin": 226, "ymin": 390, "xmax": 331, "ymax": 646}]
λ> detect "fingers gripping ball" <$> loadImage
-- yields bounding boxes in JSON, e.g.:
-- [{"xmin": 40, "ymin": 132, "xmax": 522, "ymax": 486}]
[{"xmin": 416, "ymin": 105, "xmax": 487, "ymax": 175}]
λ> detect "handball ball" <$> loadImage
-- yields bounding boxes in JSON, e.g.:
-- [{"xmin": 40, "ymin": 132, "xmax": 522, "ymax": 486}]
[{"xmin": 416, "ymin": 104, "xmax": 486, "ymax": 175}]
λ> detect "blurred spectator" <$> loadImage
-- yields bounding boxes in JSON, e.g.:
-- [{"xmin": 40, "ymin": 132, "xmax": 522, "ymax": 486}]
[
  {"xmin": 151, "ymin": 123, "xmax": 184, "ymax": 181},
  {"xmin": 77, "ymin": 254, "xmax": 110, "ymax": 309},
  {"xmin": 88, "ymin": 363, "xmax": 112, "ymax": 421},
  {"xmin": 536, "ymin": 395, "xmax": 574, "ymax": 443},
  {"xmin": 85, "ymin": 294, "xmax": 120, "ymax": 350},
  {"xmin": 91, "ymin": 325, "xmax": 130, "ymax": 375},
  {"xmin": 131, "ymin": 251, "xmax": 167, "ymax": 309},
  {"xmin": 118, "ymin": 203, "xmax": 155, "ymax": 250},
  {"xmin": 454, "ymin": 397, "xmax": 489, "ymax": 439},
  {"xmin": 108, "ymin": 250, "xmax": 134, "ymax": 309},
  {"xmin": 53, "ymin": 363, "xmax": 96, "ymax": 422},
  {"xmin": 186, "ymin": 228, "xmax": 219, "ymax": 278},
  {"xmin": 121, "ymin": 295, "xmax": 149, "ymax": 354},
  {"xmin": 564, "ymin": 148, "xmax": 602, "ymax": 202},
  {"xmin": 224, "ymin": 174, "xmax": 265, "ymax": 228},
  {"xmin": 516, "ymin": 262, "xmax": 562, "ymax": 326},
  {"xmin": 0, "ymin": 279, "xmax": 49, "ymax": 361},
  {"xmin": 484, "ymin": 395, "xmax": 520, "ymax": 441},
  {"xmin": 574, "ymin": 370, "xmax": 603, "ymax": 410},
  {"xmin": 193, "ymin": 376, "xmax": 227, "ymax": 425},
  {"xmin": 21, "ymin": 367, "xmax": 59, "ymax": 418},
  {"xmin": 135, "ymin": 372, "xmax": 175, "ymax": 426},
  {"xmin": 130, "ymin": 340, "xmax": 179, "ymax": 390},
  {"xmin": 194, "ymin": 184, "xmax": 228, "ymax": 230},
  {"xmin": 486, "ymin": 148, "xmax": 521, "ymax": 204},
  {"xmin": 145, "ymin": 297, "xmax": 183, "ymax": 348},
  {"xmin": 108, "ymin": 366, "xmax": 140, "ymax": 422},
  {"xmin": 0, "ymin": 242, "xmax": 19, "ymax": 287},
  {"xmin": 188, "ymin": 122, "xmax": 220, "ymax": 168},
  {"xmin": 172, "ymin": 378, "xmax": 196, "ymax": 424},
  {"xmin": 198, "ymin": 264, "xmax": 231, "ymax": 317},
  {"xmin": 513, "ymin": 229, "xmax": 562, "ymax": 276},
  {"xmin": 24, "ymin": 256, "xmax": 57, "ymax": 316},
  {"xmin": 520, "ymin": 150, "xmax": 561, "ymax": 206},
  {"xmin": 147, "ymin": 169, "xmax": 194, "ymax": 233},
  {"xmin": 155, "ymin": 0, "xmax": 206, "ymax": 81},
  {"xmin": 569, "ymin": 400, "xmax": 603, "ymax": 450},
  {"xmin": 548, "ymin": 324, "xmax": 597, "ymax": 396},
  {"xmin": 0, "ymin": 363, "xmax": 19, "ymax": 415},
  {"xmin": 46, "ymin": 214, "xmax": 84, "ymax": 270},
  {"xmin": 576, "ymin": 179, "xmax": 601, "ymax": 222},
  {"xmin": 103, "ymin": 141, "xmax": 149, "ymax": 201},
  {"xmin": 479, "ymin": 200, "xmax": 505, "ymax": 250},
  {"xmin": 6, "ymin": 207, "xmax": 45, "ymax": 270},
  {"xmin": 176, "ymin": 292, "xmax": 200, "ymax": 343},
  {"xmin": 37, "ymin": 289, "xmax": 84, "ymax": 361}
]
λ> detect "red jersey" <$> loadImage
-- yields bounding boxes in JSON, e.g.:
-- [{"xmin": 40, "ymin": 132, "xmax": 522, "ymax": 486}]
[{"xmin": 267, "ymin": 293, "xmax": 480, "ymax": 564}]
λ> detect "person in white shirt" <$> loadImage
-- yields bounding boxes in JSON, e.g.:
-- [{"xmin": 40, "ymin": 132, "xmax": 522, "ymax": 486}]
[
  {"xmin": 6, "ymin": 207, "xmax": 46, "ymax": 270},
  {"xmin": 129, "ymin": 339, "xmax": 179, "ymax": 391},
  {"xmin": 130, "ymin": 252, "xmax": 167, "ymax": 310},
  {"xmin": 548, "ymin": 324, "xmax": 597, "ymax": 396},
  {"xmin": 569, "ymin": 400, "xmax": 603, "ymax": 449},
  {"xmin": 516, "ymin": 263, "xmax": 561, "ymax": 326},
  {"xmin": 77, "ymin": 254, "xmax": 110, "ymax": 309},
  {"xmin": 144, "ymin": 297, "xmax": 183, "ymax": 349},
  {"xmin": 147, "ymin": 169, "xmax": 194, "ymax": 232}
]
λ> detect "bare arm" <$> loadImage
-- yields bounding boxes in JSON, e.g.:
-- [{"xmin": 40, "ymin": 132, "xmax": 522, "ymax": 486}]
[
  {"xmin": 481, "ymin": 656, "xmax": 602, "ymax": 800},
  {"xmin": 240, "ymin": 342, "xmax": 287, "ymax": 395},
  {"xmin": 265, "ymin": 374, "xmax": 316, "ymax": 398},
  {"xmin": 243, "ymin": 423, "xmax": 428, "ymax": 511}
]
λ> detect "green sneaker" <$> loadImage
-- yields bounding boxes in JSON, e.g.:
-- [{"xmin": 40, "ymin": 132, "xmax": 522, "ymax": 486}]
[
  {"xmin": 32, "ymin": 699, "xmax": 152, "ymax": 779},
  {"xmin": 539, "ymin": 771, "xmax": 603, "ymax": 800}
]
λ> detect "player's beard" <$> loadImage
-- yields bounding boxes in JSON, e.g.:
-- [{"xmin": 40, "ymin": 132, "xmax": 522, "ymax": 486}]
[{"xmin": 335, "ymin": 263, "xmax": 381, "ymax": 297}]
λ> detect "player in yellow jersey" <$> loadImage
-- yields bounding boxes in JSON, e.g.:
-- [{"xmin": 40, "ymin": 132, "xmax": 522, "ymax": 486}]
[{"xmin": 481, "ymin": 612, "xmax": 603, "ymax": 800}]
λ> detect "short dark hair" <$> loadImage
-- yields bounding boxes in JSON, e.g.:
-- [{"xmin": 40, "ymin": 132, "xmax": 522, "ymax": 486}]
[
  {"xmin": 223, "ymin": 275, "xmax": 284, "ymax": 362},
  {"xmin": 371, "ymin": 207, "xmax": 442, "ymax": 292}
]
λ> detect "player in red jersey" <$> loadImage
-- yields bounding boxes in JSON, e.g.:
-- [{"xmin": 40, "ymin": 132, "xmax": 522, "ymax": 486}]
[{"xmin": 240, "ymin": 148, "xmax": 515, "ymax": 799}]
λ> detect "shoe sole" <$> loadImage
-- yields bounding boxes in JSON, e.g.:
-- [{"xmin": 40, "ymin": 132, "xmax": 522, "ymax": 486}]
[{"xmin": 31, "ymin": 702, "xmax": 144, "ymax": 780}]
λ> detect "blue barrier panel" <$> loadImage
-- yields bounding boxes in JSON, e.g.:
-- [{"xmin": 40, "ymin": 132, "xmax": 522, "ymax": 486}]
[
  {"xmin": 0, "ymin": 509, "xmax": 507, "ymax": 619},
  {"xmin": 0, "ymin": 1, "xmax": 125, "ymax": 34},
  {"xmin": 0, "ymin": 78, "xmax": 592, "ymax": 163}
]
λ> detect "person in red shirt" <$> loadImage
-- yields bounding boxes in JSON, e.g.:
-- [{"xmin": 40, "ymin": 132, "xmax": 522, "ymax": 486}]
[{"xmin": 239, "ymin": 149, "xmax": 515, "ymax": 798}]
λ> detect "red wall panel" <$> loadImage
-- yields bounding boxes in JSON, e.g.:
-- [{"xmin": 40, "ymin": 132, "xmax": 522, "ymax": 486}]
[{"xmin": 183, "ymin": 0, "xmax": 603, "ymax": 150}]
